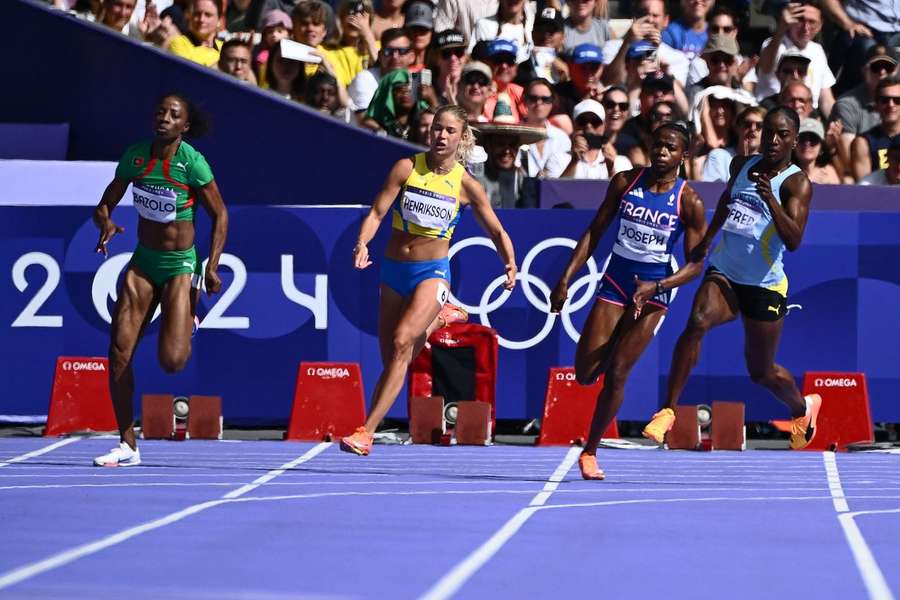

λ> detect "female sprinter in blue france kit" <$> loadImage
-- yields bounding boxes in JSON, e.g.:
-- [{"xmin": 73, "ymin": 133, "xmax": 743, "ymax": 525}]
[
  {"xmin": 550, "ymin": 122, "xmax": 709, "ymax": 480},
  {"xmin": 645, "ymin": 107, "xmax": 821, "ymax": 451},
  {"xmin": 91, "ymin": 94, "xmax": 228, "ymax": 467},
  {"xmin": 341, "ymin": 105, "xmax": 518, "ymax": 456}
]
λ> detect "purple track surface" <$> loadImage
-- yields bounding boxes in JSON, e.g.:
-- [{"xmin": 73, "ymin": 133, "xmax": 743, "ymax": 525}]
[{"xmin": 0, "ymin": 437, "xmax": 898, "ymax": 599}]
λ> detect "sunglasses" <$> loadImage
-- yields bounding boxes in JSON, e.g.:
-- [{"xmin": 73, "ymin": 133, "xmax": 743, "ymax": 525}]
[
  {"xmin": 650, "ymin": 111, "xmax": 672, "ymax": 121},
  {"xmin": 441, "ymin": 47, "xmax": 466, "ymax": 59},
  {"xmin": 779, "ymin": 65, "xmax": 808, "ymax": 77},
  {"xmin": 489, "ymin": 55, "xmax": 517, "ymax": 66},
  {"xmin": 878, "ymin": 94, "xmax": 900, "ymax": 105},
  {"xmin": 525, "ymin": 94, "xmax": 553, "ymax": 105},
  {"xmin": 463, "ymin": 74, "xmax": 490, "ymax": 87},
  {"xmin": 798, "ymin": 133, "xmax": 822, "ymax": 145},
  {"xmin": 709, "ymin": 24, "xmax": 735, "ymax": 34},
  {"xmin": 708, "ymin": 53, "xmax": 735, "ymax": 66},
  {"xmin": 382, "ymin": 46, "xmax": 412, "ymax": 57},
  {"xmin": 740, "ymin": 120, "xmax": 763, "ymax": 131},
  {"xmin": 869, "ymin": 61, "xmax": 895, "ymax": 74},
  {"xmin": 602, "ymin": 100, "xmax": 629, "ymax": 112},
  {"xmin": 575, "ymin": 115, "xmax": 603, "ymax": 128}
]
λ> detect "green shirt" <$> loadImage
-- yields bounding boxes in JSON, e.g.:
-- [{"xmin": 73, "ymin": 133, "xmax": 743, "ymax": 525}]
[{"xmin": 115, "ymin": 140, "xmax": 214, "ymax": 222}]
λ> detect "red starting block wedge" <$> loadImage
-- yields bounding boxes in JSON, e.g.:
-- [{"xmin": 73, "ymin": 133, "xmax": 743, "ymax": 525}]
[
  {"xmin": 409, "ymin": 396, "xmax": 445, "ymax": 444},
  {"xmin": 537, "ymin": 368, "xmax": 618, "ymax": 446},
  {"xmin": 770, "ymin": 372, "xmax": 874, "ymax": 451},
  {"xmin": 141, "ymin": 394, "xmax": 175, "ymax": 439},
  {"xmin": 45, "ymin": 357, "xmax": 118, "ymax": 437},
  {"xmin": 187, "ymin": 395, "xmax": 223, "ymax": 440},
  {"xmin": 666, "ymin": 405, "xmax": 701, "ymax": 450},
  {"xmin": 711, "ymin": 401, "xmax": 746, "ymax": 451},
  {"xmin": 455, "ymin": 401, "xmax": 492, "ymax": 445},
  {"xmin": 286, "ymin": 362, "xmax": 366, "ymax": 441}
]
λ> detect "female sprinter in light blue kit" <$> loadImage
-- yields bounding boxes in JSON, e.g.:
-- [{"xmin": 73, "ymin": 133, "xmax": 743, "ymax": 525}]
[{"xmin": 341, "ymin": 105, "xmax": 518, "ymax": 456}]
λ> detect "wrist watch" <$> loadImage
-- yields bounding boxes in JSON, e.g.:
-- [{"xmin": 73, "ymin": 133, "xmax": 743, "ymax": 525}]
[{"xmin": 655, "ymin": 280, "xmax": 665, "ymax": 296}]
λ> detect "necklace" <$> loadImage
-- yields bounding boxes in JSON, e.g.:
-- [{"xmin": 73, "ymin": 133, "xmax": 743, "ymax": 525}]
[{"xmin": 428, "ymin": 155, "xmax": 454, "ymax": 174}]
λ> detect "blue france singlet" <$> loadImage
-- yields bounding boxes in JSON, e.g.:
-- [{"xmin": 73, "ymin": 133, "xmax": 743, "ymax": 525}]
[
  {"xmin": 710, "ymin": 155, "xmax": 802, "ymax": 294},
  {"xmin": 611, "ymin": 169, "xmax": 686, "ymax": 264}
]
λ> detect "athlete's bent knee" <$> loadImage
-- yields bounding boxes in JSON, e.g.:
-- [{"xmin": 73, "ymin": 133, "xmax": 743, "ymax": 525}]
[
  {"xmin": 390, "ymin": 332, "xmax": 416, "ymax": 362},
  {"xmin": 159, "ymin": 352, "xmax": 190, "ymax": 374},
  {"xmin": 685, "ymin": 310, "xmax": 715, "ymax": 337}
]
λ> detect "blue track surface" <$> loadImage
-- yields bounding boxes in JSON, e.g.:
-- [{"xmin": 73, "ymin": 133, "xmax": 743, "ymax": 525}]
[{"xmin": 0, "ymin": 437, "xmax": 898, "ymax": 599}]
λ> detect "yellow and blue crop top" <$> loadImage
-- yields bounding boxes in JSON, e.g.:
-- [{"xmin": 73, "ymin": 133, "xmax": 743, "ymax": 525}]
[{"xmin": 391, "ymin": 153, "xmax": 464, "ymax": 240}]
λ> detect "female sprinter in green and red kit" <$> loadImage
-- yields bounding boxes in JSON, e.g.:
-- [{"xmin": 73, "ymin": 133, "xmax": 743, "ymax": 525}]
[
  {"xmin": 550, "ymin": 122, "xmax": 708, "ymax": 480},
  {"xmin": 92, "ymin": 94, "xmax": 228, "ymax": 467},
  {"xmin": 340, "ymin": 105, "xmax": 518, "ymax": 456}
]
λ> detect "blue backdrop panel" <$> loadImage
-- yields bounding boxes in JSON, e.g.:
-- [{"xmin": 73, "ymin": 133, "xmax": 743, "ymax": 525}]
[{"xmin": 2, "ymin": 204, "xmax": 899, "ymax": 424}]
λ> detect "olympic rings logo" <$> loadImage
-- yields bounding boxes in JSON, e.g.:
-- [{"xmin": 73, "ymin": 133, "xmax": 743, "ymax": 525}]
[{"xmin": 447, "ymin": 237, "xmax": 678, "ymax": 350}]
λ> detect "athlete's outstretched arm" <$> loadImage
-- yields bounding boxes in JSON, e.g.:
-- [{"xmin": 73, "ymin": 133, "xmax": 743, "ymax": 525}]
[
  {"xmin": 548, "ymin": 169, "xmax": 632, "ymax": 313},
  {"xmin": 197, "ymin": 180, "xmax": 229, "ymax": 295},
  {"xmin": 462, "ymin": 172, "xmax": 517, "ymax": 290},
  {"xmin": 756, "ymin": 171, "xmax": 812, "ymax": 252},
  {"xmin": 353, "ymin": 158, "xmax": 414, "ymax": 270},
  {"xmin": 93, "ymin": 177, "xmax": 131, "ymax": 256},
  {"xmin": 632, "ymin": 185, "xmax": 708, "ymax": 314}
]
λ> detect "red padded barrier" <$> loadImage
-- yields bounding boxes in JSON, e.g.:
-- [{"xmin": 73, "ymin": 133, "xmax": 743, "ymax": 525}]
[
  {"xmin": 45, "ymin": 357, "xmax": 117, "ymax": 437},
  {"xmin": 286, "ymin": 362, "xmax": 366, "ymax": 441},
  {"xmin": 537, "ymin": 367, "xmax": 618, "ymax": 446}
]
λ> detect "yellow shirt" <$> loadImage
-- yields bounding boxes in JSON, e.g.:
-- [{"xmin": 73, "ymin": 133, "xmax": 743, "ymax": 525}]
[
  {"xmin": 322, "ymin": 44, "xmax": 370, "ymax": 87},
  {"xmin": 392, "ymin": 153, "xmax": 465, "ymax": 240},
  {"xmin": 170, "ymin": 35, "xmax": 223, "ymax": 67}
]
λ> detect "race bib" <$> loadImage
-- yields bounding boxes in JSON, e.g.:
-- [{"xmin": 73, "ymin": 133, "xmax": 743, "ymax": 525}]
[
  {"xmin": 722, "ymin": 195, "xmax": 763, "ymax": 239},
  {"xmin": 132, "ymin": 182, "xmax": 177, "ymax": 223},
  {"xmin": 617, "ymin": 220, "xmax": 671, "ymax": 255},
  {"xmin": 400, "ymin": 186, "xmax": 456, "ymax": 231}
]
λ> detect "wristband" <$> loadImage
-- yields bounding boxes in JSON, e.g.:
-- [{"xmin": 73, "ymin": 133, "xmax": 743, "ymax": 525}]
[{"xmin": 655, "ymin": 280, "xmax": 665, "ymax": 296}]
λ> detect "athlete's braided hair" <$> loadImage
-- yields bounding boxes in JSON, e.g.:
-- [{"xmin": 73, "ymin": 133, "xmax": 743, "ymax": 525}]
[
  {"xmin": 434, "ymin": 105, "xmax": 475, "ymax": 164},
  {"xmin": 767, "ymin": 106, "xmax": 800, "ymax": 134}
]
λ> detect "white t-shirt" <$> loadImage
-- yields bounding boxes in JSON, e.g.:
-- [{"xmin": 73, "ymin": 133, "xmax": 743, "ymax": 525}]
[
  {"xmin": 471, "ymin": 11, "xmax": 535, "ymax": 64},
  {"xmin": 755, "ymin": 37, "xmax": 835, "ymax": 108},
  {"xmin": 348, "ymin": 67, "xmax": 382, "ymax": 112},
  {"xmin": 517, "ymin": 123, "xmax": 572, "ymax": 178},
  {"xmin": 602, "ymin": 39, "xmax": 690, "ymax": 85},
  {"xmin": 860, "ymin": 170, "xmax": 894, "ymax": 186},
  {"xmin": 573, "ymin": 153, "xmax": 633, "ymax": 180}
]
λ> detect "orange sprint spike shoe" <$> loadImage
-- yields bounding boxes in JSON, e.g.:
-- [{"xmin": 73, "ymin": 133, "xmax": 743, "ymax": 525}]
[
  {"xmin": 439, "ymin": 303, "xmax": 468, "ymax": 327},
  {"xmin": 340, "ymin": 426, "xmax": 374, "ymax": 456},
  {"xmin": 642, "ymin": 408, "xmax": 676, "ymax": 444},
  {"xmin": 790, "ymin": 394, "xmax": 823, "ymax": 450},
  {"xmin": 578, "ymin": 452, "xmax": 605, "ymax": 480}
]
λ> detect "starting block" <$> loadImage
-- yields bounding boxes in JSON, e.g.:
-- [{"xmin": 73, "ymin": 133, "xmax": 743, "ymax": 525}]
[
  {"xmin": 141, "ymin": 394, "xmax": 221, "ymax": 440},
  {"xmin": 665, "ymin": 405, "xmax": 700, "ymax": 449},
  {"xmin": 141, "ymin": 394, "xmax": 175, "ymax": 439},
  {"xmin": 409, "ymin": 396, "xmax": 445, "ymax": 444},
  {"xmin": 537, "ymin": 368, "xmax": 618, "ymax": 446},
  {"xmin": 45, "ymin": 357, "xmax": 118, "ymax": 437},
  {"xmin": 770, "ymin": 372, "xmax": 874, "ymax": 451},
  {"xmin": 455, "ymin": 401, "xmax": 492, "ymax": 445},
  {"xmin": 187, "ymin": 395, "xmax": 223, "ymax": 440},
  {"xmin": 711, "ymin": 401, "xmax": 746, "ymax": 450},
  {"xmin": 286, "ymin": 362, "xmax": 366, "ymax": 441},
  {"xmin": 666, "ymin": 403, "xmax": 746, "ymax": 450}
]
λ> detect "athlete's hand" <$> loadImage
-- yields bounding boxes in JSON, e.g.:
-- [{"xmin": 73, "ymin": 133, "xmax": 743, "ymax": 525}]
[
  {"xmin": 204, "ymin": 267, "xmax": 222, "ymax": 296},
  {"xmin": 550, "ymin": 280, "xmax": 568, "ymax": 313},
  {"xmin": 95, "ymin": 219, "xmax": 124, "ymax": 257},
  {"xmin": 755, "ymin": 173, "xmax": 776, "ymax": 204},
  {"xmin": 353, "ymin": 243, "xmax": 372, "ymax": 269},
  {"xmin": 632, "ymin": 276, "xmax": 656, "ymax": 318},
  {"xmin": 503, "ymin": 263, "xmax": 517, "ymax": 290}
]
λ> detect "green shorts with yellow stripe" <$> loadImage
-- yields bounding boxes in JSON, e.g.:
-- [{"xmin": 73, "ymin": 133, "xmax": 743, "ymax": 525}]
[{"xmin": 131, "ymin": 244, "xmax": 202, "ymax": 288}]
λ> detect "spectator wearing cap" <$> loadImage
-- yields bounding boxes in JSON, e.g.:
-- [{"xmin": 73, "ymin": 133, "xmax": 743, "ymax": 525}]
[
  {"xmin": 371, "ymin": 0, "xmax": 404, "ymax": 40},
  {"xmin": 521, "ymin": 79, "xmax": 573, "ymax": 179},
  {"xmin": 474, "ymin": 121, "xmax": 547, "ymax": 208},
  {"xmin": 515, "ymin": 8, "xmax": 570, "ymax": 86},
  {"xmin": 686, "ymin": 34, "xmax": 741, "ymax": 107},
  {"xmin": 555, "ymin": 43, "xmax": 605, "ymax": 116},
  {"xmin": 621, "ymin": 41, "xmax": 690, "ymax": 116},
  {"xmin": 169, "ymin": 0, "xmax": 223, "ymax": 67},
  {"xmin": 619, "ymin": 73, "xmax": 681, "ymax": 165},
  {"xmin": 661, "ymin": 0, "xmax": 714, "ymax": 61},
  {"xmin": 254, "ymin": 9, "xmax": 292, "ymax": 87},
  {"xmin": 321, "ymin": 0, "xmax": 379, "ymax": 88},
  {"xmin": 562, "ymin": 99, "xmax": 633, "ymax": 179},
  {"xmin": 702, "ymin": 105, "xmax": 766, "ymax": 182},
  {"xmin": 793, "ymin": 117, "xmax": 842, "ymax": 184},
  {"xmin": 404, "ymin": 0, "xmax": 434, "ymax": 68},
  {"xmin": 362, "ymin": 68, "xmax": 435, "ymax": 139},
  {"xmin": 758, "ymin": 51, "xmax": 811, "ymax": 111},
  {"xmin": 348, "ymin": 28, "xmax": 413, "ymax": 114},
  {"xmin": 433, "ymin": 0, "xmax": 498, "ymax": 48},
  {"xmin": 851, "ymin": 77, "xmax": 900, "ymax": 181},
  {"xmin": 686, "ymin": 7, "xmax": 757, "ymax": 93},
  {"xmin": 458, "ymin": 61, "xmax": 492, "ymax": 123},
  {"xmin": 860, "ymin": 136, "xmax": 900, "ymax": 186},
  {"xmin": 472, "ymin": 0, "xmax": 535, "ymax": 64},
  {"xmin": 831, "ymin": 46, "xmax": 899, "ymax": 160},
  {"xmin": 482, "ymin": 39, "xmax": 528, "ymax": 123},
  {"xmin": 218, "ymin": 39, "xmax": 257, "ymax": 84},
  {"xmin": 430, "ymin": 29, "xmax": 468, "ymax": 105},
  {"xmin": 756, "ymin": 2, "xmax": 835, "ymax": 117},
  {"xmin": 563, "ymin": 0, "xmax": 612, "ymax": 55},
  {"xmin": 602, "ymin": 0, "xmax": 690, "ymax": 87}
]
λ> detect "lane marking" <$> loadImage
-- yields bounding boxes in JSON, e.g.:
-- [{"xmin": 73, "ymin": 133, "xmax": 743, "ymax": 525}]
[
  {"xmin": 824, "ymin": 452, "xmax": 849, "ymax": 512},
  {"xmin": 0, "ymin": 442, "xmax": 330, "ymax": 591},
  {"xmin": 0, "ymin": 438, "xmax": 80, "ymax": 468},
  {"xmin": 419, "ymin": 446, "xmax": 581, "ymax": 600}
]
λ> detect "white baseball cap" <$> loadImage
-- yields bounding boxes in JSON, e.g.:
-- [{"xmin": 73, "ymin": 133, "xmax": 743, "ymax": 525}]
[{"xmin": 573, "ymin": 99, "xmax": 605, "ymax": 122}]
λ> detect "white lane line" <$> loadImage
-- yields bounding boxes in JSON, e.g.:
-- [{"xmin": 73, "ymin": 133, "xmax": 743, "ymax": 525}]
[
  {"xmin": 0, "ymin": 438, "xmax": 81, "ymax": 468},
  {"xmin": 0, "ymin": 442, "xmax": 331, "ymax": 591},
  {"xmin": 419, "ymin": 446, "xmax": 581, "ymax": 600},
  {"xmin": 824, "ymin": 452, "xmax": 849, "ymax": 512},
  {"xmin": 837, "ymin": 509, "xmax": 898, "ymax": 600}
]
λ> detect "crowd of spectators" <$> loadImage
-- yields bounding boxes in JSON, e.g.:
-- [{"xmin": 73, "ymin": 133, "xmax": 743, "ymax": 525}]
[{"xmin": 52, "ymin": 0, "xmax": 900, "ymax": 202}]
